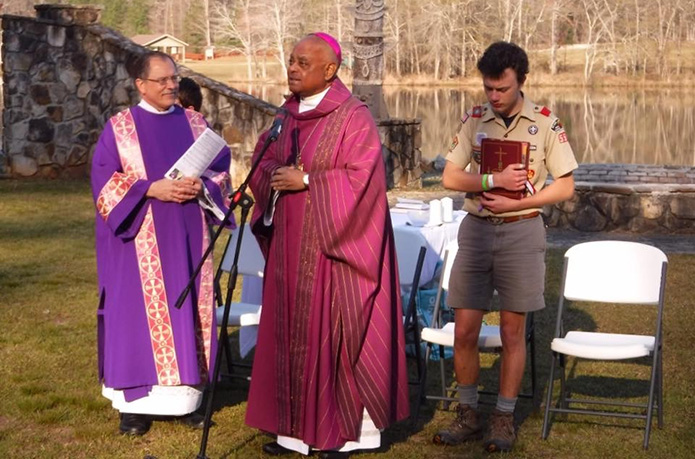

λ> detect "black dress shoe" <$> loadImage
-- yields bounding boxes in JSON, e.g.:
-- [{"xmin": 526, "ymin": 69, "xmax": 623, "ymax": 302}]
[
  {"xmin": 262, "ymin": 441, "xmax": 293, "ymax": 455},
  {"xmin": 176, "ymin": 411, "xmax": 209, "ymax": 429},
  {"xmin": 317, "ymin": 451, "xmax": 350, "ymax": 459},
  {"xmin": 119, "ymin": 413, "xmax": 152, "ymax": 436}
]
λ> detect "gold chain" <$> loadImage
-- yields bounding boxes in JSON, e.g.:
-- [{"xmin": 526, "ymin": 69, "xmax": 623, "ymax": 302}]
[{"xmin": 295, "ymin": 119, "xmax": 322, "ymax": 171}]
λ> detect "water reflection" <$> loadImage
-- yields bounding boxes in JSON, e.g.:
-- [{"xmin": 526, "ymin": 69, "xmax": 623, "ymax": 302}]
[{"xmin": 245, "ymin": 85, "xmax": 695, "ymax": 166}]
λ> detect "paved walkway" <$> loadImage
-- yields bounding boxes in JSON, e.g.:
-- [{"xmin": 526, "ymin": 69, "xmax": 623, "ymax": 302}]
[{"xmin": 389, "ymin": 189, "xmax": 695, "ymax": 255}]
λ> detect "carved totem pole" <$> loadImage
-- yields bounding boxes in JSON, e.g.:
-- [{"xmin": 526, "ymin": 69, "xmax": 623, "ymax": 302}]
[{"xmin": 352, "ymin": 0, "xmax": 389, "ymax": 120}]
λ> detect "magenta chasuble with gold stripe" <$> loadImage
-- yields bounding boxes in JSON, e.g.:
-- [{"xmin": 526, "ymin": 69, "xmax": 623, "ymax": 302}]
[
  {"xmin": 91, "ymin": 106, "xmax": 232, "ymax": 400},
  {"xmin": 246, "ymin": 80, "xmax": 409, "ymax": 450}
]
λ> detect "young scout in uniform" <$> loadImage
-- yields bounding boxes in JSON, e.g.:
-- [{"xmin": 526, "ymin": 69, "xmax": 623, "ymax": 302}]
[{"xmin": 433, "ymin": 41, "xmax": 578, "ymax": 453}]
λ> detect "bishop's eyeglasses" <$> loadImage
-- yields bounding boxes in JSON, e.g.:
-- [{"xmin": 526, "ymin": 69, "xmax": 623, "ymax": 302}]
[{"xmin": 141, "ymin": 75, "xmax": 181, "ymax": 86}]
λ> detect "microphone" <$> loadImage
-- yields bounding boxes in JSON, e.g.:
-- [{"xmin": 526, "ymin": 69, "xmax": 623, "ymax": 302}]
[{"xmin": 267, "ymin": 110, "xmax": 286, "ymax": 142}]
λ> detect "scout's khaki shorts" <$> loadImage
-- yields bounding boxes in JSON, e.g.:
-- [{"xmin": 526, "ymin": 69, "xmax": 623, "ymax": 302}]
[{"xmin": 446, "ymin": 214, "xmax": 546, "ymax": 312}]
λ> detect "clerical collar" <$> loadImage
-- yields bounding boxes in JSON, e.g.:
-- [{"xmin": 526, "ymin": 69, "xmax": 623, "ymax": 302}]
[
  {"xmin": 138, "ymin": 99, "xmax": 175, "ymax": 115},
  {"xmin": 299, "ymin": 85, "xmax": 331, "ymax": 113}
]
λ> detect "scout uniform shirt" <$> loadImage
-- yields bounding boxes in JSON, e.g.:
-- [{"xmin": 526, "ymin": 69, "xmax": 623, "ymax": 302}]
[{"xmin": 446, "ymin": 95, "xmax": 578, "ymax": 218}]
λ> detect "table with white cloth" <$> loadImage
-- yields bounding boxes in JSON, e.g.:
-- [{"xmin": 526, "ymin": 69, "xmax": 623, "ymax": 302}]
[
  {"xmin": 232, "ymin": 209, "xmax": 465, "ymax": 356},
  {"xmin": 389, "ymin": 210, "xmax": 465, "ymax": 287}
]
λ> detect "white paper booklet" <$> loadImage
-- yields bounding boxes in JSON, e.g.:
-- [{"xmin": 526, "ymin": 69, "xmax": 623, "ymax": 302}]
[{"xmin": 165, "ymin": 127, "xmax": 227, "ymax": 180}]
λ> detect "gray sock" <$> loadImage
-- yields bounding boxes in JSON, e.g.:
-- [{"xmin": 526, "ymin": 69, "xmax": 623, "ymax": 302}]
[
  {"xmin": 495, "ymin": 394, "xmax": 517, "ymax": 413},
  {"xmin": 457, "ymin": 384, "xmax": 479, "ymax": 409}
]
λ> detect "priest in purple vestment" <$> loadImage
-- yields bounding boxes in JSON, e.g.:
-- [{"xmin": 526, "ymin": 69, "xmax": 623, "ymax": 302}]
[
  {"xmin": 246, "ymin": 34, "xmax": 410, "ymax": 457},
  {"xmin": 91, "ymin": 51, "xmax": 233, "ymax": 436}
]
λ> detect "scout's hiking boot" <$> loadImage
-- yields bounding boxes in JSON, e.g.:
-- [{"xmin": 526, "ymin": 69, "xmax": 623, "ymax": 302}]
[
  {"xmin": 483, "ymin": 409, "xmax": 516, "ymax": 453},
  {"xmin": 432, "ymin": 404, "xmax": 482, "ymax": 445}
]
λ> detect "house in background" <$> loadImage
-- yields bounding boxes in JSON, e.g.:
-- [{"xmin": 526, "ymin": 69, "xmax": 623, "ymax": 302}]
[{"xmin": 131, "ymin": 34, "xmax": 188, "ymax": 63}]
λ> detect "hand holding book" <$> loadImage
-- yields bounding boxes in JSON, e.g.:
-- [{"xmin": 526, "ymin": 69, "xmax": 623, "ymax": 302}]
[
  {"xmin": 480, "ymin": 138, "xmax": 535, "ymax": 199},
  {"xmin": 492, "ymin": 163, "xmax": 528, "ymax": 192}
]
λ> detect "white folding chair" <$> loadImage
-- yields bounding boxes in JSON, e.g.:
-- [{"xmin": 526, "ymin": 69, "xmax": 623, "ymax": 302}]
[
  {"xmin": 392, "ymin": 227, "xmax": 428, "ymax": 386},
  {"xmin": 541, "ymin": 241, "xmax": 667, "ymax": 450},
  {"xmin": 415, "ymin": 239, "xmax": 537, "ymax": 420},
  {"xmin": 215, "ymin": 224, "xmax": 264, "ymax": 377}
]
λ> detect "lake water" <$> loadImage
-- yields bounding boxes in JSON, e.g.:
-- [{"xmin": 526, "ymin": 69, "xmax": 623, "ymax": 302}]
[{"xmin": 242, "ymin": 84, "xmax": 695, "ymax": 167}]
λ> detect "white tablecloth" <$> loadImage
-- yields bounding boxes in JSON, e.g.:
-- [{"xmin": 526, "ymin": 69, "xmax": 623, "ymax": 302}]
[
  {"xmin": 390, "ymin": 210, "xmax": 465, "ymax": 287},
  {"xmin": 232, "ymin": 209, "xmax": 465, "ymax": 355}
]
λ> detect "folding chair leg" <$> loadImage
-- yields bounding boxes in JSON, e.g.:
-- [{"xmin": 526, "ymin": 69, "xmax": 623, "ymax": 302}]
[
  {"xmin": 657, "ymin": 349, "xmax": 664, "ymax": 429},
  {"xmin": 219, "ymin": 327, "xmax": 235, "ymax": 376},
  {"xmin": 412, "ymin": 323, "xmax": 423, "ymax": 385},
  {"xmin": 542, "ymin": 352, "xmax": 558, "ymax": 439},
  {"xmin": 558, "ymin": 355, "xmax": 568, "ymax": 409},
  {"xmin": 644, "ymin": 346, "xmax": 662, "ymax": 449},
  {"xmin": 437, "ymin": 345, "xmax": 450, "ymax": 408},
  {"xmin": 413, "ymin": 344, "xmax": 431, "ymax": 424},
  {"xmin": 529, "ymin": 331, "xmax": 538, "ymax": 404}
]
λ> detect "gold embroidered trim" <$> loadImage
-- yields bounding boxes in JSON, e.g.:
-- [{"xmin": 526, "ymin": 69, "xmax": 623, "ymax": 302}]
[
  {"xmin": 111, "ymin": 108, "xmax": 181, "ymax": 386},
  {"xmin": 96, "ymin": 171, "xmax": 138, "ymax": 220}
]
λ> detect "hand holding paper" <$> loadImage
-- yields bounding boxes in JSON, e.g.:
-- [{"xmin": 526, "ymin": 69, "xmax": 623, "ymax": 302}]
[
  {"xmin": 165, "ymin": 128, "xmax": 227, "ymax": 180},
  {"xmin": 147, "ymin": 176, "xmax": 202, "ymax": 203}
]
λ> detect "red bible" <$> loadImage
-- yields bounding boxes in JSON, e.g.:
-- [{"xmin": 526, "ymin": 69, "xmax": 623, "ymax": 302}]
[{"xmin": 480, "ymin": 138, "xmax": 530, "ymax": 199}]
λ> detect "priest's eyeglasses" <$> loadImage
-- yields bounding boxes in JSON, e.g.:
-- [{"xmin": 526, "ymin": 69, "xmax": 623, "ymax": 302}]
[{"xmin": 142, "ymin": 75, "xmax": 181, "ymax": 86}]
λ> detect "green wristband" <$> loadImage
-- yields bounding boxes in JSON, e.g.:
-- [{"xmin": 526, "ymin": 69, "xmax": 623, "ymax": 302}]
[{"xmin": 482, "ymin": 174, "xmax": 489, "ymax": 191}]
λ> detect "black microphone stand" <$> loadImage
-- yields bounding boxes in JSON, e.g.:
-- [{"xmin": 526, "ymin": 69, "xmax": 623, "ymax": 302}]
[{"xmin": 172, "ymin": 115, "xmax": 283, "ymax": 459}]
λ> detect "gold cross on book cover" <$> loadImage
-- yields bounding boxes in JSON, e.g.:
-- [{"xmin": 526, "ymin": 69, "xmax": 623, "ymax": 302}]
[{"xmin": 480, "ymin": 138, "xmax": 530, "ymax": 199}]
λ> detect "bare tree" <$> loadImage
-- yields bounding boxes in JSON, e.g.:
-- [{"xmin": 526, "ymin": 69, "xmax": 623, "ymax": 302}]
[
  {"xmin": 385, "ymin": 0, "xmax": 406, "ymax": 77},
  {"xmin": 202, "ymin": 0, "xmax": 212, "ymax": 48},
  {"xmin": 549, "ymin": 0, "xmax": 562, "ymax": 74},
  {"xmin": 257, "ymin": 0, "xmax": 301, "ymax": 76},
  {"xmin": 580, "ymin": 0, "xmax": 609, "ymax": 82},
  {"xmin": 652, "ymin": 0, "xmax": 681, "ymax": 78},
  {"xmin": 213, "ymin": 0, "xmax": 258, "ymax": 81}
]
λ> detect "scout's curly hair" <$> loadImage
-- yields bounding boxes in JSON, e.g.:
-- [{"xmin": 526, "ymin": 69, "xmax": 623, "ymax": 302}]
[{"xmin": 477, "ymin": 41, "xmax": 529, "ymax": 84}]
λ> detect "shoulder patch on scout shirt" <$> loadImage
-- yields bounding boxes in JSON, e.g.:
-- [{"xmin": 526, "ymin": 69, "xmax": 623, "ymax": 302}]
[
  {"xmin": 471, "ymin": 106, "xmax": 483, "ymax": 118},
  {"xmin": 551, "ymin": 118, "xmax": 564, "ymax": 133},
  {"xmin": 461, "ymin": 113, "xmax": 470, "ymax": 124},
  {"xmin": 448, "ymin": 135, "xmax": 459, "ymax": 152},
  {"xmin": 534, "ymin": 106, "xmax": 552, "ymax": 117}
]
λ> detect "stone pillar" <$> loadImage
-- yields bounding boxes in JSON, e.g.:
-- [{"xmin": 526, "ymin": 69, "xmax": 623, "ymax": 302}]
[{"xmin": 352, "ymin": 0, "xmax": 389, "ymax": 120}]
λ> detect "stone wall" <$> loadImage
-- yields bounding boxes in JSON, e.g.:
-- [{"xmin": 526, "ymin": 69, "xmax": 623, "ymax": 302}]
[
  {"xmin": 544, "ymin": 164, "xmax": 695, "ymax": 233},
  {"xmin": 1, "ymin": 4, "xmax": 423, "ymax": 189},
  {"xmin": 1, "ymin": 5, "xmax": 278, "ymax": 183}
]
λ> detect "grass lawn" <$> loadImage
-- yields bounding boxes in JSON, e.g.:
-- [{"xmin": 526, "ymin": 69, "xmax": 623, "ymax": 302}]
[{"xmin": 1, "ymin": 179, "xmax": 694, "ymax": 458}]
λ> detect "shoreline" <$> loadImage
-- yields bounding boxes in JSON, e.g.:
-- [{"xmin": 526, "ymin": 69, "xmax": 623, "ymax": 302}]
[{"xmin": 215, "ymin": 71, "xmax": 695, "ymax": 89}]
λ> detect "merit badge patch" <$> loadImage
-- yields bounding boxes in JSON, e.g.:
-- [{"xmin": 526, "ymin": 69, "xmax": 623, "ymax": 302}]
[
  {"xmin": 472, "ymin": 150, "xmax": 481, "ymax": 164},
  {"xmin": 551, "ymin": 119, "xmax": 564, "ymax": 133},
  {"xmin": 558, "ymin": 132, "xmax": 568, "ymax": 143},
  {"xmin": 448, "ymin": 135, "xmax": 459, "ymax": 152},
  {"xmin": 528, "ymin": 125, "xmax": 538, "ymax": 135}
]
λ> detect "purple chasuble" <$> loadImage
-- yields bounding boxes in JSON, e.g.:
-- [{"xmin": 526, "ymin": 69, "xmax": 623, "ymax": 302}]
[
  {"xmin": 91, "ymin": 105, "xmax": 233, "ymax": 400},
  {"xmin": 246, "ymin": 79, "xmax": 410, "ymax": 450}
]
